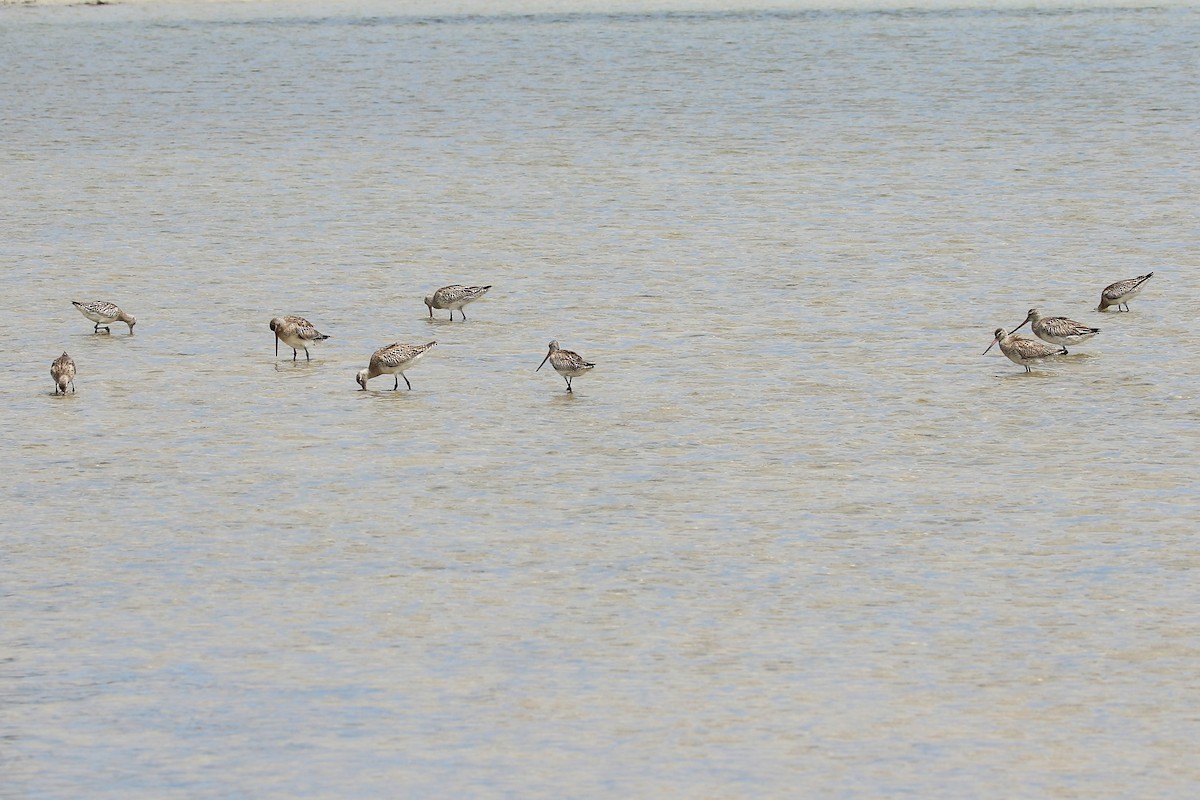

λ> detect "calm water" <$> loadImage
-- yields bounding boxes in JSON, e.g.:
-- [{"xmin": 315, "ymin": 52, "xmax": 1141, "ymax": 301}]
[{"xmin": 2, "ymin": 1, "xmax": 1199, "ymax": 796}]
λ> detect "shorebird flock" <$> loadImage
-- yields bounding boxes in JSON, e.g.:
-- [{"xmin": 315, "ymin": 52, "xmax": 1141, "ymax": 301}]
[
  {"xmin": 985, "ymin": 272, "xmax": 1153, "ymax": 373},
  {"xmin": 51, "ymin": 284, "xmax": 597, "ymax": 395},
  {"xmin": 48, "ymin": 273, "xmax": 1153, "ymax": 393}
]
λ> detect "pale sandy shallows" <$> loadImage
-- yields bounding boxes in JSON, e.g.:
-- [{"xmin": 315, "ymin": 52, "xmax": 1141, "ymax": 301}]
[{"xmin": 9, "ymin": 0, "xmax": 1191, "ymax": 11}]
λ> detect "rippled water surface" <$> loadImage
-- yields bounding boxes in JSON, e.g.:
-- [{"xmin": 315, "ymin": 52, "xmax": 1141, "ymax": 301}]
[{"xmin": 2, "ymin": 1, "xmax": 1199, "ymax": 796}]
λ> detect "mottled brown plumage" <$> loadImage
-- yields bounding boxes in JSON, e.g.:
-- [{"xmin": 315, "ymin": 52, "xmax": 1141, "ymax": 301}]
[
  {"xmin": 50, "ymin": 352, "xmax": 76, "ymax": 395},
  {"xmin": 1097, "ymin": 272, "xmax": 1153, "ymax": 312},
  {"xmin": 537, "ymin": 340, "xmax": 594, "ymax": 392},
  {"xmin": 73, "ymin": 300, "xmax": 136, "ymax": 334},
  {"xmin": 424, "ymin": 285, "xmax": 491, "ymax": 321},
  {"xmin": 985, "ymin": 328, "xmax": 1066, "ymax": 373},
  {"xmin": 356, "ymin": 341, "xmax": 437, "ymax": 390},
  {"xmin": 1010, "ymin": 308, "xmax": 1099, "ymax": 354},
  {"xmin": 269, "ymin": 315, "xmax": 330, "ymax": 361}
]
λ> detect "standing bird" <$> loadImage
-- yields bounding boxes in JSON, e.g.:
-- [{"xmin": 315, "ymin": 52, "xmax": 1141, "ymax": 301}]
[
  {"xmin": 50, "ymin": 352, "xmax": 76, "ymax": 395},
  {"xmin": 1009, "ymin": 308, "xmax": 1100, "ymax": 354},
  {"xmin": 424, "ymin": 285, "xmax": 491, "ymax": 321},
  {"xmin": 269, "ymin": 315, "xmax": 330, "ymax": 361},
  {"xmin": 985, "ymin": 328, "xmax": 1066, "ymax": 373},
  {"xmin": 1097, "ymin": 272, "xmax": 1153, "ymax": 312},
  {"xmin": 72, "ymin": 300, "xmax": 136, "ymax": 334},
  {"xmin": 356, "ymin": 341, "xmax": 436, "ymax": 390},
  {"xmin": 537, "ymin": 340, "xmax": 594, "ymax": 392}
]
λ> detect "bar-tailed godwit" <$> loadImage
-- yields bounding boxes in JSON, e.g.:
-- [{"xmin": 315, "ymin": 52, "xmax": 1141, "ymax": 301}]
[
  {"xmin": 1097, "ymin": 272, "xmax": 1153, "ymax": 312},
  {"xmin": 269, "ymin": 315, "xmax": 330, "ymax": 361},
  {"xmin": 1010, "ymin": 308, "xmax": 1099, "ymax": 354},
  {"xmin": 72, "ymin": 301, "xmax": 136, "ymax": 334},
  {"xmin": 537, "ymin": 340, "xmax": 594, "ymax": 392},
  {"xmin": 356, "ymin": 341, "xmax": 436, "ymax": 390},
  {"xmin": 50, "ymin": 352, "xmax": 76, "ymax": 395},
  {"xmin": 424, "ymin": 285, "xmax": 491, "ymax": 321},
  {"xmin": 985, "ymin": 328, "xmax": 1066, "ymax": 373}
]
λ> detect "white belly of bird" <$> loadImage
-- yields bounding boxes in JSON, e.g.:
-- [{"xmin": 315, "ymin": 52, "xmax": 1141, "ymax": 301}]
[
  {"xmin": 386, "ymin": 352, "xmax": 426, "ymax": 373},
  {"xmin": 1035, "ymin": 328, "xmax": 1096, "ymax": 346},
  {"xmin": 555, "ymin": 363, "xmax": 592, "ymax": 378},
  {"xmin": 81, "ymin": 309, "xmax": 116, "ymax": 324},
  {"xmin": 279, "ymin": 332, "xmax": 317, "ymax": 349},
  {"xmin": 1000, "ymin": 342, "xmax": 1049, "ymax": 366}
]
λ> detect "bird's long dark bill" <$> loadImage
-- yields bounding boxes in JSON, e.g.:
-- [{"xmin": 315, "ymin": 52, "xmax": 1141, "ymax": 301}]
[
  {"xmin": 1008, "ymin": 320, "xmax": 1029, "ymax": 335},
  {"xmin": 537, "ymin": 353, "xmax": 551, "ymax": 372},
  {"xmin": 983, "ymin": 337, "xmax": 1000, "ymax": 355},
  {"xmin": 275, "ymin": 336, "xmax": 278, "ymax": 356}
]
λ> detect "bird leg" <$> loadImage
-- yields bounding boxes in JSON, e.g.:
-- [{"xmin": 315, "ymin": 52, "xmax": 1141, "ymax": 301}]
[
  {"xmin": 393, "ymin": 375, "xmax": 399, "ymax": 390},
  {"xmin": 304, "ymin": 348, "xmax": 310, "ymax": 362},
  {"xmin": 403, "ymin": 375, "xmax": 412, "ymax": 390}
]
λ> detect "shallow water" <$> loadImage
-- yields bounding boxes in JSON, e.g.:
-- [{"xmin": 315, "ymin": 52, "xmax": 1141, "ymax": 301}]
[{"xmin": 2, "ymin": 2, "xmax": 1199, "ymax": 797}]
